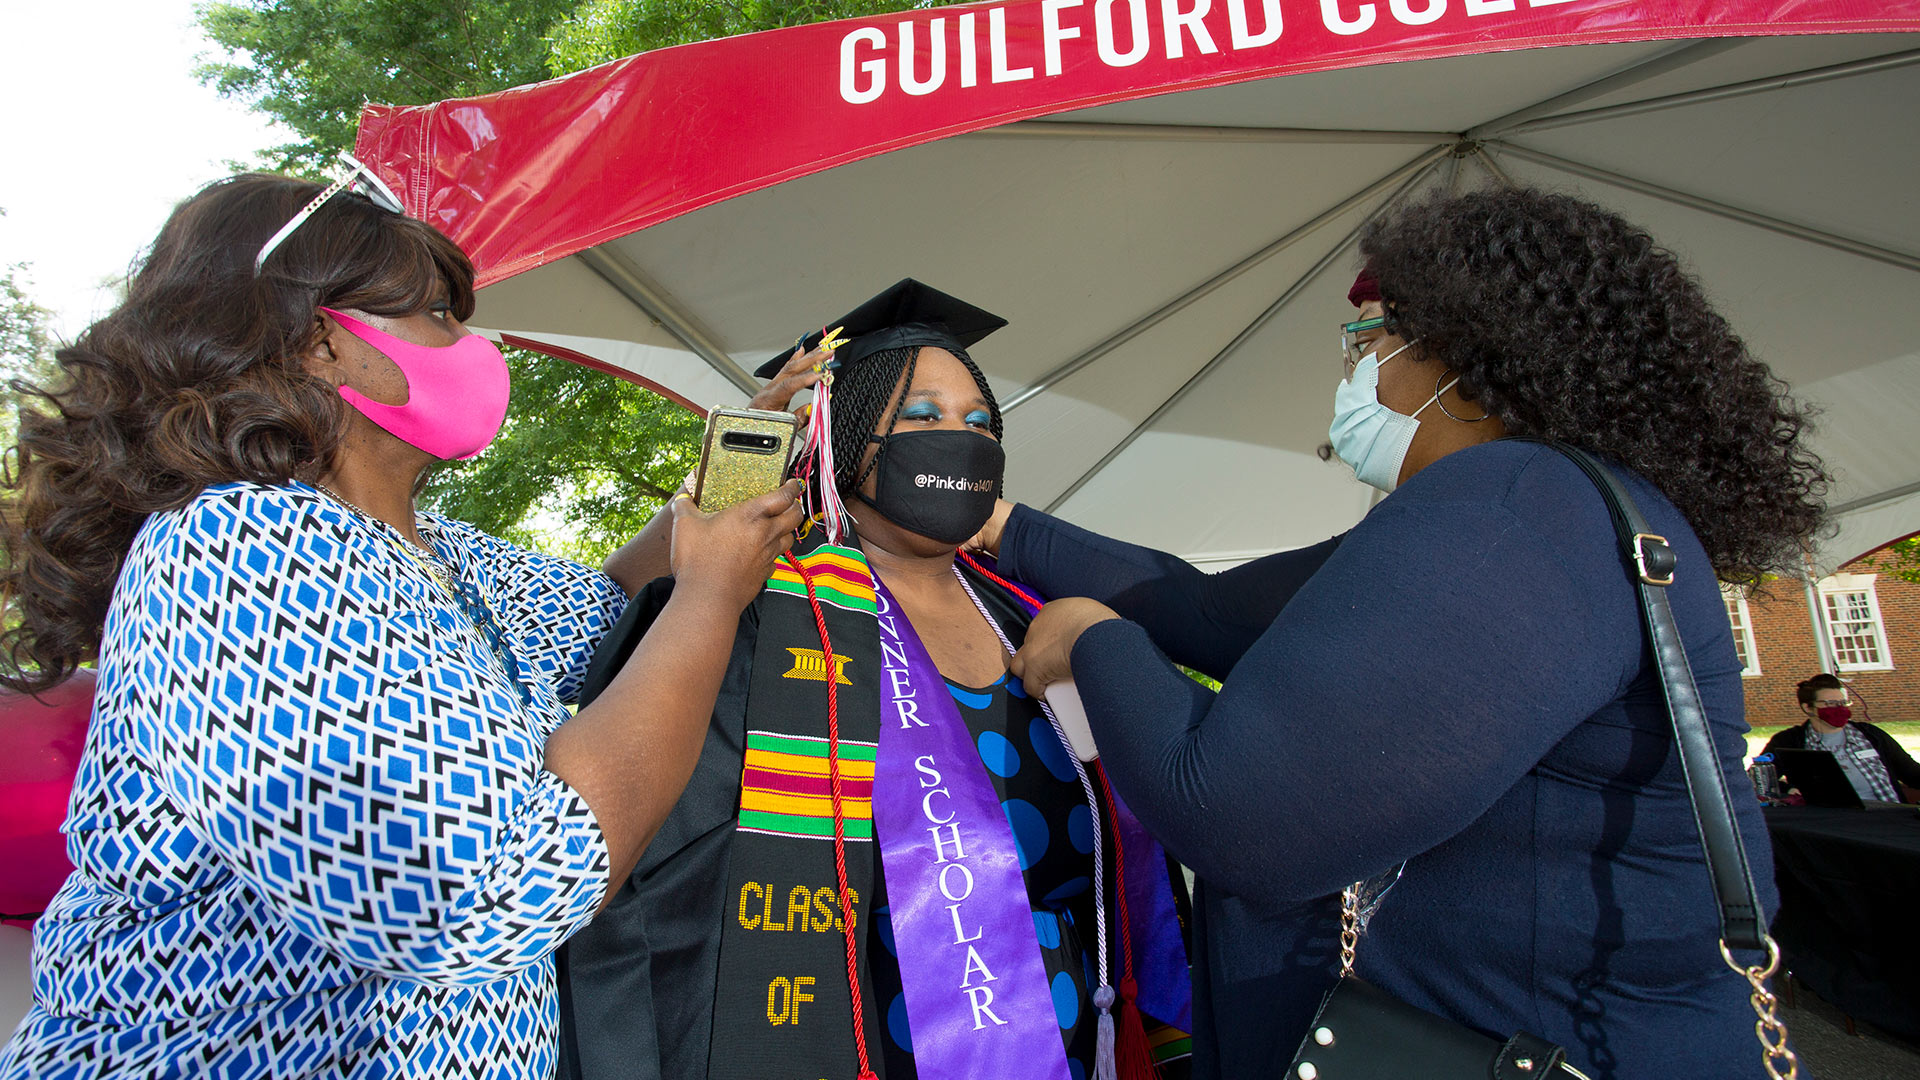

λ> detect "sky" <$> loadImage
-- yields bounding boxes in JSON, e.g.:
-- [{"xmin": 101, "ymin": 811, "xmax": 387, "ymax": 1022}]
[{"xmin": 0, "ymin": 0, "xmax": 288, "ymax": 341}]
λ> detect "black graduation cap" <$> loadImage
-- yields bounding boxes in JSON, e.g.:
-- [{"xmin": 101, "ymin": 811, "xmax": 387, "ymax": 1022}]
[{"xmin": 753, "ymin": 278, "xmax": 1008, "ymax": 378}]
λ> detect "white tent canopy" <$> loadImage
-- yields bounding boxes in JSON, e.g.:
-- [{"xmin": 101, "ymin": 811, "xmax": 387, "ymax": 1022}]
[{"xmin": 358, "ymin": 13, "xmax": 1920, "ymax": 572}]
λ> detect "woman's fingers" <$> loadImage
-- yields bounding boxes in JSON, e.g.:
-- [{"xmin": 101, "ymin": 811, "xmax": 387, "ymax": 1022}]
[
  {"xmin": 1011, "ymin": 598, "xmax": 1121, "ymax": 694},
  {"xmin": 743, "ymin": 478, "xmax": 804, "ymax": 517},
  {"xmin": 757, "ymin": 481, "xmax": 807, "ymax": 551},
  {"xmin": 746, "ymin": 346, "xmax": 834, "ymax": 412},
  {"xmin": 670, "ymin": 481, "xmax": 805, "ymax": 610},
  {"xmin": 1009, "ymin": 606, "xmax": 1071, "ymax": 693},
  {"xmin": 963, "ymin": 499, "xmax": 1016, "ymax": 557}
]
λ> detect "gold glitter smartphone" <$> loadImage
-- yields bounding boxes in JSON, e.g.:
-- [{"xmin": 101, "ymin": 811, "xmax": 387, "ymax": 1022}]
[{"xmin": 691, "ymin": 406, "xmax": 798, "ymax": 512}]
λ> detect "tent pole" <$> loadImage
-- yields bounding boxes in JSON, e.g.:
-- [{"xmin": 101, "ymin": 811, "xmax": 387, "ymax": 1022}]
[
  {"xmin": 1465, "ymin": 38, "xmax": 1746, "ymax": 140},
  {"xmin": 574, "ymin": 247, "xmax": 761, "ymax": 396},
  {"xmin": 1490, "ymin": 143, "xmax": 1920, "ymax": 274},
  {"xmin": 976, "ymin": 121, "xmax": 1453, "ymax": 145},
  {"xmin": 1002, "ymin": 146, "xmax": 1450, "ymax": 412},
  {"xmin": 1802, "ymin": 549, "xmax": 1839, "ymax": 674},
  {"xmin": 1503, "ymin": 47, "xmax": 1920, "ymax": 136},
  {"xmin": 1041, "ymin": 158, "xmax": 1445, "ymax": 513},
  {"xmin": 1472, "ymin": 146, "xmax": 1518, "ymax": 188},
  {"xmin": 1828, "ymin": 478, "xmax": 1920, "ymax": 517}
]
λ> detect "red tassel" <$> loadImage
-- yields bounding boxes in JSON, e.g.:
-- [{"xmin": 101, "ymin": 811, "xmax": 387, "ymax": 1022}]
[{"xmin": 1115, "ymin": 977, "xmax": 1161, "ymax": 1080}]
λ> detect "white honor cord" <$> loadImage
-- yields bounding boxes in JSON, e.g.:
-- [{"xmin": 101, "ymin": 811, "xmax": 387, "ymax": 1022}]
[{"xmin": 951, "ymin": 567, "xmax": 1112, "ymax": 1000}]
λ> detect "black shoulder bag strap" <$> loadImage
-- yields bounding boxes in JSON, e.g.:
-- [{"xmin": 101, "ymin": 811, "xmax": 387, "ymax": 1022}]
[{"xmin": 1530, "ymin": 439, "xmax": 1797, "ymax": 1078}]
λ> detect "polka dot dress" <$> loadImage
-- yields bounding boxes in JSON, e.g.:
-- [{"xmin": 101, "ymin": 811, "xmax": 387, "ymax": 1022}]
[{"xmin": 868, "ymin": 671, "xmax": 1104, "ymax": 1080}]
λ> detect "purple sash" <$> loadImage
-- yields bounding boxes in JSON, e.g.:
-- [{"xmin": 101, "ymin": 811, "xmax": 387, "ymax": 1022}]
[{"xmin": 870, "ymin": 576, "xmax": 1074, "ymax": 1080}]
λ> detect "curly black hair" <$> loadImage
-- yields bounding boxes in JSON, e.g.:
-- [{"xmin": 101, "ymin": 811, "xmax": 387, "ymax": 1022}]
[
  {"xmin": 1361, "ymin": 187, "xmax": 1827, "ymax": 587},
  {"xmin": 0, "ymin": 173, "xmax": 476, "ymax": 693},
  {"xmin": 820, "ymin": 337, "xmax": 1002, "ymax": 502}
]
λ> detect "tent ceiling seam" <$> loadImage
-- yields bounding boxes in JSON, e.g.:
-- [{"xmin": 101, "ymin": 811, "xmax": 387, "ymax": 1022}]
[
  {"xmin": 1003, "ymin": 147, "xmax": 1450, "ymax": 413},
  {"xmin": 1490, "ymin": 142, "xmax": 1920, "ymax": 273},
  {"xmin": 1041, "ymin": 151, "xmax": 1448, "ymax": 514},
  {"xmin": 1502, "ymin": 46, "xmax": 1920, "ymax": 136},
  {"xmin": 574, "ymin": 248, "xmax": 761, "ymax": 395},
  {"xmin": 976, "ymin": 121, "xmax": 1453, "ymax": 144},
  {"xmin": 1465, "ymin": 38, "xmax": 1747, "ymax": 140}
]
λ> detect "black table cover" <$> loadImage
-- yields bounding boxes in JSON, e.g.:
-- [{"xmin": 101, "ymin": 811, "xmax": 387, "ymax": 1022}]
[{"xmin": 1763, "ymin": 805, "xmax": 1920, "ymax": 1042}]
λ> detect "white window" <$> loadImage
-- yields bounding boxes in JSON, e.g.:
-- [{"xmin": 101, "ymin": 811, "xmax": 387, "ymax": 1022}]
[
  {"xmin": 1819, "ymin": 573, "xmax": 1893, "ymax": 672},
  {"xmin": 1722, "ymin": 588, "xmax": 1761, "ymax": 677}
]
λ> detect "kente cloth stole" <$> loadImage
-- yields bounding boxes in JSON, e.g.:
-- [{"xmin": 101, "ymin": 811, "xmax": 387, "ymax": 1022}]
[
  {"xmin": 711, "ymin": 533, "xmax": 885, "ymax": 1080},
  {"xmin": 709, "ymin": 534, "xmax": 1190, "ymax": 1080}
]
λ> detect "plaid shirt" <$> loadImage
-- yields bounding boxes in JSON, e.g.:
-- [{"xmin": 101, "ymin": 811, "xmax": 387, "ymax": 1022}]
[{"xmin": 1807, "ymin": 722, "xmax": 1903, "ymax": 802}]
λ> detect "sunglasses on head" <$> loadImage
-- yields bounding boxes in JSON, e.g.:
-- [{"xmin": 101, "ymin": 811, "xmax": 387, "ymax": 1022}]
[{"xmin": 253, "ymin": 152, "xmax": 406, "ymax": 276}]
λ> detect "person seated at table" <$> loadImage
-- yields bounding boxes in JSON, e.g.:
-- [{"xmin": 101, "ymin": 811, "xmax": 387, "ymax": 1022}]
[
  {"xmin": 1763, "ymin": 674, "xmax": 1920, "ymax": 803},
  {"xmin": 556, "ymin": 280, "xmax": 1191, "ymax": 1080}
]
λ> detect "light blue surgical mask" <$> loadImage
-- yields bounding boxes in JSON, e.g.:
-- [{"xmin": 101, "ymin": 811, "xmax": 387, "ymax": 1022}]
[{"xmin": 1328, "ymin": 339, "xmax": 1457, "ymax": 494}]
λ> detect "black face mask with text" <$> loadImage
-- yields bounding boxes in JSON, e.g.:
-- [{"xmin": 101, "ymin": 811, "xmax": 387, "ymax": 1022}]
[{"xmin": 863, "ymin": 429, "xmax": 1006, "ymax": 546}]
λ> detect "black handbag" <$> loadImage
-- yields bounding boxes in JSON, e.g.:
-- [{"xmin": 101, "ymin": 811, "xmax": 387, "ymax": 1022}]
[{"xmin": 1286, "ymin": 441, "xmax": 1797, "ymax": 1080}]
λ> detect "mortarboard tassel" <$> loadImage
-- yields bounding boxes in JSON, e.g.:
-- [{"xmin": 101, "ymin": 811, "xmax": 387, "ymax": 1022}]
[{"xmin": 796, "ymin": 333, "xmax": 854, "ymax": 544}]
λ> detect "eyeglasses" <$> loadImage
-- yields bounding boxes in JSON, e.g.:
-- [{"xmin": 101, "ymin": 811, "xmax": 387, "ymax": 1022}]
[
  {"xmin": 253, "ymin": 152, "xmax": 406, "ymax": 276},
  {"xmin": 1341, "ymin": 316, "xmax": 1388, "ymax": 374}
]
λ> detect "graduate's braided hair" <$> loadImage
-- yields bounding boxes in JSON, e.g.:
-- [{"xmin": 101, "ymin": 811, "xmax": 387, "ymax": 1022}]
[{"xmin": 825, "ymin": 338, "xmax": 1001, "ymax": 501}]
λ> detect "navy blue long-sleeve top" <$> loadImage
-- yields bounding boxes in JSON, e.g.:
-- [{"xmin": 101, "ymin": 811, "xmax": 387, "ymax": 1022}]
[{"xmin": 1000, "ymin": 440, "xmax": 1780, "ymax": 1080}]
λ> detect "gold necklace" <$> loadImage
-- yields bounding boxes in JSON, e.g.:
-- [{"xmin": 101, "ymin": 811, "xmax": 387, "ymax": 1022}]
[
  {"xmin": 310, "ymin": 481, "xmax": 458, "ymax": 596},
  {"xmin": 306, "ymin": 481, "xmax": 530, "ymax": 702}
]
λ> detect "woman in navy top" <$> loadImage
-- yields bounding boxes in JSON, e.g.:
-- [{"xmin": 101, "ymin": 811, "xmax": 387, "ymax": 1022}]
[{"xmin": 973, "ymin": 189, "xmax": 1827, "ymax": 1079}]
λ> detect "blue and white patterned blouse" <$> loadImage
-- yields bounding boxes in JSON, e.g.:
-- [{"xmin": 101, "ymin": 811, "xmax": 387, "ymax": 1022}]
[{"xmin": 1, "ymin": 481, "xmax": 628, "ymax": 1079}]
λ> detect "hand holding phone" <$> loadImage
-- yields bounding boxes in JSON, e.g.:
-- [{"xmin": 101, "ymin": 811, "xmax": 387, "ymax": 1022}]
[{"xmin": 692, "ymin": 407, "xmax": 799, "ymax": 513}]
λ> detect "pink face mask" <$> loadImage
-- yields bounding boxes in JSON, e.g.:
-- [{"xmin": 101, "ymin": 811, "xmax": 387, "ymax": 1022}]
[{"xmin": 321, "ymin": 307, "xmax": 510, "ymax": 460}]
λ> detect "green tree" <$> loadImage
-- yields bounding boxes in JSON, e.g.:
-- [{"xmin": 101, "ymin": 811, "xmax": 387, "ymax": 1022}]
[
  {"xmin": 427, "ymin": 350, "xmax": 705, "ymax": 562},
  {"xmin": 197, "ymin": 0, "xmax": 579, "ymax": 175},
  {"xmin": 546, "ymin": 0, "xmax": 928, "ymax": 70},
  {"xmin": 0, "ymin": 215, "xmax": 60, "ymax": 451},
  {"xmin": 1880, "ymin": 536, "xmax": 1920, "ymax": 585},
  {"xmin": 197, "ymin": 0, "xmax": 933, "ymax": 563}
]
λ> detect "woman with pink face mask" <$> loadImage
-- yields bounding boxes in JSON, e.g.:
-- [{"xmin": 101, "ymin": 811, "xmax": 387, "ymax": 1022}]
[
  {"xmin": 1762, "ymin": 674, "xmax": 1920, "ymax": 803},
  {"xmin": 0, "ymin": 169, "xmax": 804, "ymax": 1079}
]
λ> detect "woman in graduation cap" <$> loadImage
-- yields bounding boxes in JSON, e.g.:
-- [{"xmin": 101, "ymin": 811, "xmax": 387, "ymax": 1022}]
[{"xmin": 558, "ymin": 280, "xmax": 1191, "ymax": 1080}]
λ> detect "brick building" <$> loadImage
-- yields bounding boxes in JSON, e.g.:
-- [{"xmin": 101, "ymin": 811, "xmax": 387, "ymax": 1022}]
[{"xmin": 1727, "ymin": 542, "xmax": 1920, "ymax": 731}]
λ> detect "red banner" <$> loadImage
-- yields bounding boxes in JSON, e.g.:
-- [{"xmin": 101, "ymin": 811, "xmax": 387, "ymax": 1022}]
[{"xmin": 355, "ymin": 0, "xmax": 1920, "ymax": 287}]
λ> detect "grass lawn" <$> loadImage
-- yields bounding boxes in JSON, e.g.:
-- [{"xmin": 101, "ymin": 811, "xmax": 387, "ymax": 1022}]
[{"xmin": 1743, "ymin": 718, "xmax": 1920, "ymax": 764}]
